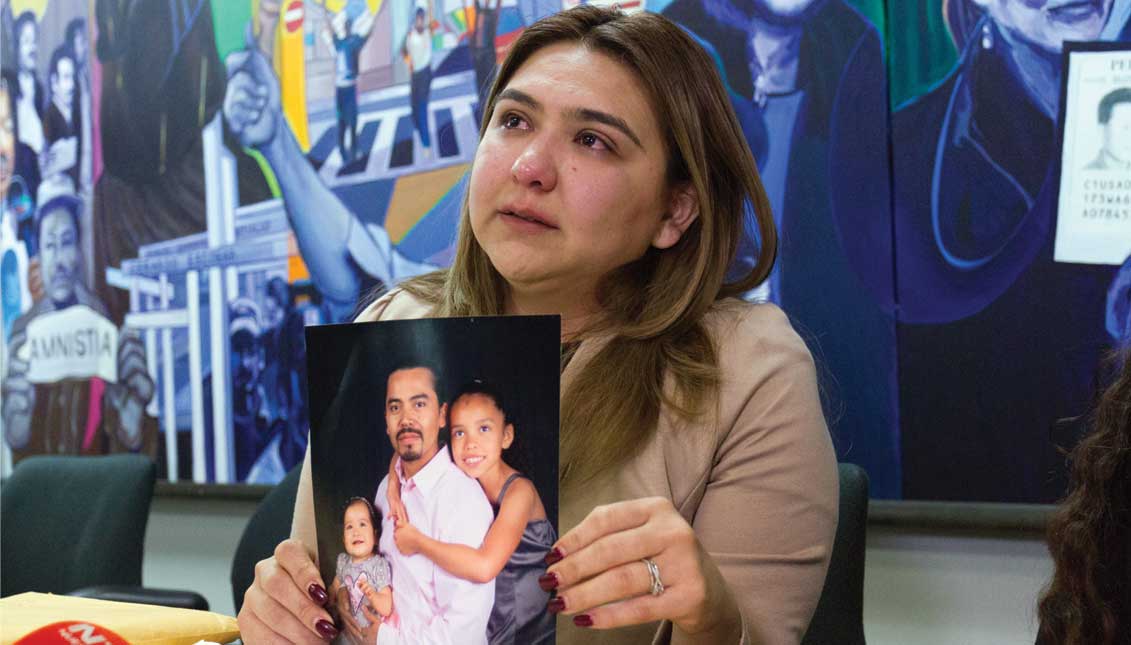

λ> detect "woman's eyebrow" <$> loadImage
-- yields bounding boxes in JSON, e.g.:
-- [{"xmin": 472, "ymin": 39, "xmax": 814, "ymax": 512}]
[
  {"xmin": 497, "ymin": 88, "xmax": 540, "ymax": 110},
  {"xmin": 497, "ymin": 87, "xmax": 644, "ymax": 149},
  {"xmin": 567, "ymin": 107, "xmax": 643, "ymax": 149}
]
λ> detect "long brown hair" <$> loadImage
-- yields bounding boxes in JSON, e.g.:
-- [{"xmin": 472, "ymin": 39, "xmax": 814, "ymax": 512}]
[
  {"xmin": 1037, "ymin": 351, "xmax": 1131, "ymax": 644},
  {"xmin": 398, "ymin": 5, "xmax": 776, "ymax": 488}
]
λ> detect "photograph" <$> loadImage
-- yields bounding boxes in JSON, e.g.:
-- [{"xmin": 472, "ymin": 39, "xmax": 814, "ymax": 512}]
[
  {"xmin": 306, "ymin": 314, "xmax": 559, "ymax": 644},
  {"xmin": 1055, "ymin": 41, "xmax": 1131, "ymax": 267}
]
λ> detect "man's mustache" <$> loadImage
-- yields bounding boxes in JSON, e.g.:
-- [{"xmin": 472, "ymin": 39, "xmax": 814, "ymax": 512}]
[{"xmin": 396, "ymin": 427, "xmax": 423, "ymax": 440}]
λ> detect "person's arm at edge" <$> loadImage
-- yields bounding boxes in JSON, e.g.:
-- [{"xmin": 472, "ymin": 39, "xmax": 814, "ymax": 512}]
[{"xmin": 672, "ymin": 305, "xmax": 838, "ymax": 645}]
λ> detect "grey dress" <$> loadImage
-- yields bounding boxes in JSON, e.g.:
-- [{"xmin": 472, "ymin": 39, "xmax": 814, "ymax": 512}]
[{"xmin": 487, "ymin": 474, "xmax": 557, "ymax": 645}]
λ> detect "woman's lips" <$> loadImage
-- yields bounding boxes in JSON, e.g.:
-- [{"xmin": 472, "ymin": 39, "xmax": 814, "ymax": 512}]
[{"xmin": 499, "ymin": 208, "xmax": 557, "ymax": 230}]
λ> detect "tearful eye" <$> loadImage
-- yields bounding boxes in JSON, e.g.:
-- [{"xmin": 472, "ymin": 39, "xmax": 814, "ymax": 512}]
[{"xmin": 577, "ymin": 132, "xmax": 609, "ymax": 151}]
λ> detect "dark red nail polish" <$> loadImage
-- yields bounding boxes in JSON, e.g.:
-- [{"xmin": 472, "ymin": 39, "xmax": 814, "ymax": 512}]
[
  {"xmin": 547, "ymin": 596, "xmax": 566, "ymax": 613},
  {"xmin": 308, "ymin": 583, "xmax": 328, "ymax": 605},
  {"xmin": 315, "ymin": 619, "xmax": 339, "ymax": 640},
  {"xmin": 573, "ymin": 614, "xmax": 594, "ymax": 628},
  {"xmin": 538, "ymin": 572, "xmax": 560, "ymax": 591},
  {"xmin": 544, "ymin": 547, "xmax": 564, "ymax": 565}
]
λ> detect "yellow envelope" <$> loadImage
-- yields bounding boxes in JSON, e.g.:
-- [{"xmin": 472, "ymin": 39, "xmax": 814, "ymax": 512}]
[{"xmin": 0, "ymin": 593, "xmax": 239, "ymax": 645}]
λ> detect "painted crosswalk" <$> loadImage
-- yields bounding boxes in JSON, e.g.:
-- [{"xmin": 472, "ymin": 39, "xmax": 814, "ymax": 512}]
[{"xmin": 305, "ymin": 70, "xmax": 481, "ymax": 187}]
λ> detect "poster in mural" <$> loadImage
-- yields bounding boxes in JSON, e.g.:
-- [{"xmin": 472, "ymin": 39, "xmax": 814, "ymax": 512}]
[
  {"xmin": 1055, "ymin": 42, "xmax": 1131, "ymax": 266},
  {"xmin": 877, "ymin": 1, "xmax": 1131, "ymax": 503}
]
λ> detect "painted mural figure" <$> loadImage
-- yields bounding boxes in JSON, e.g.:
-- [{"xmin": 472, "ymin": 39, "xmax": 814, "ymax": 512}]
[
  {"xmin": 403, "ymin": 5, "xmax": 435, "ymax": 160},
  {"xmin": 42, "ymin": 46, "xmax": 80, "ymax": 189},
  {"xmin": 471, "ymin": 0, "xmax": 502, "ymax": 105},
  {"xmin": 876, "ymin": 0, "xmax": 1131, "ymax": 501},
  {"xmin": 1, "ymin": 194, "xmax": 155, "ymax": 462},
  {"xmin": 64, "ymin": 18, "xmax": 93, "ymax": 189},
  {"xmin": 662, "ymin": 0, "xmax": 900, "ymax": 496},
  {"xmin": 323, "ymin": 3, "xmax": 377, "ymax": 163},
  {"xmin": 1, "ymin": 76, "xmax": 34, "ymax": 337},
  {"xmin": 223, "ymin": 34, "xmax": 437, "ymax": 321},
  {"xmin": 91, "ymin": 0, "xmax": 271, "ymax": 324},
  {"xmin": 1084, "ymin": 87, "xmax": 1131, "ymax": 170},
  {"xmin": 12, "ymin": 11, "xmax": 44, "ymax": 158}
]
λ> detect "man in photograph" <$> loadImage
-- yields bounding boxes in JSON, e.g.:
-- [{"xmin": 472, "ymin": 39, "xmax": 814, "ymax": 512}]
[
  {"xmin": 1086, "ymin": 87, "xmax": 1131, "ymax": 171},
  {"xmin": 366, "ymin": 363, "xmax": 494, "ymax": 644}
]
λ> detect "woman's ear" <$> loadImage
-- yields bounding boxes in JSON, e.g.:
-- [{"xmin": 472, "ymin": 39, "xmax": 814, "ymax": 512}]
[
  {"xmin": 652, "ymin": 183, "xmax": 700, "ymax": 250},
  {"xmin": 502, "ymin": 423, "xmax": 515, "ymax": 450}
]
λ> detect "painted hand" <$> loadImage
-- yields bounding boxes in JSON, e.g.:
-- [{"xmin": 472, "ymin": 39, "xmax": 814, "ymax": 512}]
[
  {"xmin": 222, "ymin": 26, "xmax": 282, "ymax": 149},
  {"xmin": 544, "ymin": 497, "xmax": 742, "ymax": 640},
  {"xmin": 1, "ymin": 328, "xmax": 34, "ymax": 450},
  {"xmin": 105, "ymin": 327, "xmax": 154, "ymax": 450}
]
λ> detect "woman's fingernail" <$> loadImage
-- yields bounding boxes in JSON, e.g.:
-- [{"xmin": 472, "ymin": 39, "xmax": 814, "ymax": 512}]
[
  {"xmin": 538, "ymin": 572, "xmax": 560, "ymax": 591},
  {"xmin": 573, "ymin": 614, "xmax": 594, "ymax": 628},
  {"xmin": 308, "ymin": 583, "xmax": 328, "ymax": 605},
  {"xmin": 547, "ymin": 596, "xmax": 566, "ymax": 613},
  {"xmin": 544, "ymin": 547, "xmax": 565, "ymax": 565},
  {"xmin": 315, "ymin": 619, "xmax": 339, "ymax": 640}
]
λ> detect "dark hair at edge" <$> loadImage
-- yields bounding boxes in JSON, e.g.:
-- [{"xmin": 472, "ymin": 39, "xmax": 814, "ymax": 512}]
[
  {"xmin": 449, "ymin": 378, "xmax": 509, "ymax": 424},
  {"xmin": 14, "ymin": 11, "xmax": 36, "ymax": 41},
  {"xmin": 1038, "ymin": 349, "xmax": 1131, "ymax": 644},
  {"xmin": 342, "ymin": 496, "xmax": 381, "ymax": 551},
  {"xmin": 1098, "ymin": 87, "xmax": 1131, "ymax": 125},
  {"xmin": 64, "ymin": 17, "xmax": 86, "ymax": 51},
  {"xmin": 389, "ymin": 361, "xmax": 445, "ymax": 403}
]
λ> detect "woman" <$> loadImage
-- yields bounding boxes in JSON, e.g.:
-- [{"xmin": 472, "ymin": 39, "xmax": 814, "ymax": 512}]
[
  {"xmin": 1037, "ymin": 350, "xmax": 1131, "ymax": 644},
  {"xmin": 236, "ymin": 7, "xmax": 838, "ymax": 644}
]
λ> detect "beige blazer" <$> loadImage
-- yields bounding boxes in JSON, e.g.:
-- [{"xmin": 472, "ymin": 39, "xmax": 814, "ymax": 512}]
[{"xmin": 293, "ymin": 289, "xmax": 838, "ymax": 645}]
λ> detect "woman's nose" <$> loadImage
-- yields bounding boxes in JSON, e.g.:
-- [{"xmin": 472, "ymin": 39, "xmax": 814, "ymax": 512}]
[{"xmin": 512, "ymin": 138, "xmax": 557, "ymax": 191}]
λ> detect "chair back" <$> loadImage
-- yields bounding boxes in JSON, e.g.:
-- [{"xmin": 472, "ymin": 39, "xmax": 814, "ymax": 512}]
[
  {"xmin": 1, "ymin": 454, "xmax": 156, "ymax": 596},
  {"xmin": 802, "ymin": 462, "xmax": 869, "ymax": 645},
  {"xmin": 230, "ymin": 464, "xmax": 303, "ymax": 613}
]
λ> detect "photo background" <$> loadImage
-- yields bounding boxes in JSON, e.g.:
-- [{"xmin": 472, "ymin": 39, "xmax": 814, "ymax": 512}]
[{"xmin": 306, "ymin": 314, "xmax": 560, "ymax": 591}]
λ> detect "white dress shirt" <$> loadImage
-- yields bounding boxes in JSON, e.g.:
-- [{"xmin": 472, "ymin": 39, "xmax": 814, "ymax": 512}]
[{"xmin": 374, "ymin": 448, "xmax": 495, "ymax": 644}]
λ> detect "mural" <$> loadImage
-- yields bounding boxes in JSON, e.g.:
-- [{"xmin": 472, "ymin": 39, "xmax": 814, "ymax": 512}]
[
  {"xmin": 0, "ymin": 0, "xmax": 1126, "ymax": 504},
  {"xmin": 876, "ymin": 1, "xmax": 1131, "ymax": 503}
]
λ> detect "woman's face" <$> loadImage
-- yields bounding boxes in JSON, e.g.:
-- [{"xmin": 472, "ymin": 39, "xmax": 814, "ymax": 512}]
[
  {"xmin": 342, "ymin": 501, "xmax": 376, "ymax": 560},
  {"xmin": 978, "ymin": 0, "xmax": 1115, "ymax": 53},
  {"xmin": 449, "ymin": 394, "xmax": 513, "ymax": 480},
  {"xmin": 468, "ymin": 43, "xmax": 685, "ymax": 303}
]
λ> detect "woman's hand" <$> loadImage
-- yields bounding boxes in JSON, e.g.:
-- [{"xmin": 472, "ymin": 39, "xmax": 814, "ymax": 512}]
[
  {"xmin": 544, "ymin": 497, "xmax": 743, "ymax": 642},
  {"xmin": 236, "ymin": 539, "xmax": 341, "ymax": 643},
  {"xmin": 393, "ymin": 518, "xmax": 423, "ymax": 555},
  {"xmin": 360, "ymin": 604, "xmax": 382, "ymax": 644}
]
